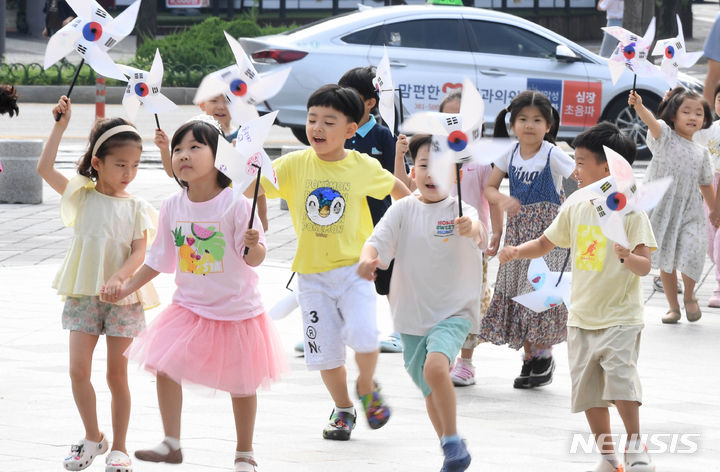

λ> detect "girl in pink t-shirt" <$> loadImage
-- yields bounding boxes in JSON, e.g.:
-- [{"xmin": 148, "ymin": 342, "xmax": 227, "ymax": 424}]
[{"xmin": 105, "ymin": 117, "xmax": 287, "ymax": 472}]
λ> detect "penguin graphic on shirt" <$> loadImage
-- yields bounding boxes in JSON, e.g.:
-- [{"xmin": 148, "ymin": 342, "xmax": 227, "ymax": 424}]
[{"xmin": 306, "ymin": 187, "xmax": 345, "ymax": 226}]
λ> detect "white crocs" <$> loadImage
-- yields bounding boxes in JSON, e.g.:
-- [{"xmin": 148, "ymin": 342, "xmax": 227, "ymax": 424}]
[
  {"xmin": 105, "ymin": 450, "xmax": 133, "ymax": 472},
  {"xmin": 63, "ymin": 434, "xmax": 109, "ymax": 471}
]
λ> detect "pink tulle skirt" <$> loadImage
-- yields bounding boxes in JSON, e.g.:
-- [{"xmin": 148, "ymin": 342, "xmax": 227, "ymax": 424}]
[{"xmin": 126, "ymin": 304, "xmax": 288, "ymax": 396}]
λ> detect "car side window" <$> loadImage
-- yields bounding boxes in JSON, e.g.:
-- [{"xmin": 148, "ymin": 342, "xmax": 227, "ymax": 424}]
[
  {"xmin": 342, "ymin": 25, "xmax": 382, "ymax": 45},
  {"xmin": 378, "ymin": 19, "xmax": 470, "ymax": 52},
  {"xmin": 467, "ymin": 20, "xmax": 557, "ymax": 58}
]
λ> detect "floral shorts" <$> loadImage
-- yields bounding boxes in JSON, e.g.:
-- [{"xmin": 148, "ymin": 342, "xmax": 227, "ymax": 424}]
[{"xmin": 62, "ymin": 296, "xmax": 145, "ymax": 338}]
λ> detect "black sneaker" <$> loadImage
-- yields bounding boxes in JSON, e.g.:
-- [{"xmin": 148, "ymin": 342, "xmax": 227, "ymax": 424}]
[
  {"xmin": 529, "ymin": 356, "xmax": 555, "ymax": 387},
  {"xmin": 322, "ymin": 408, "xmax": 356, "ymax": 441},
  {"xmin": 513, "ymin": 358, "xmax": 534, "ymax": 389}
]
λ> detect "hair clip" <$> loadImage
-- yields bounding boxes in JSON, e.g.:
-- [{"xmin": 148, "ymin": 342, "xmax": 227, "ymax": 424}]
[{"xmin": 186, "ymin": 113, "xmax": 223, "ymax": 133}]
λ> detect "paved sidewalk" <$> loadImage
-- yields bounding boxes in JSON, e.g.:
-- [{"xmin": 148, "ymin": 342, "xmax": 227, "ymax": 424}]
[{"xmin": 1, "ymin": 166, "xmax": 720, "ymax": 471}]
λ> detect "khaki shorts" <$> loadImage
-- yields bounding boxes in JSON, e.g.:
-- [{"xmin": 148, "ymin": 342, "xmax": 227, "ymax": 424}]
[
  {"xmin": 62, "ymin": 296, "xmax": 145, "ymax": 338},
  {"xmin": 567, "ymin": 325, "xmax": 643, "ymax": 413}
]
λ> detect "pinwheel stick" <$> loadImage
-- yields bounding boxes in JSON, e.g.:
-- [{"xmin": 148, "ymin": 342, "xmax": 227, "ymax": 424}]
[
  {"xmin": 455, "ymin": 163, "xmax": 463, "ymax": 218},
  {"xmin": 244, "ymin": 163, "xmax": 262, "ymax": 256},
  {"xmin": 154, "ymin": 114, "xmax": 161, "ymax": 130},
  {"xmin": 555, "ymin": 249, "xmax": 571, "ymax": 286},
  {"xmin": 55, "ymin": 58, "xmax": 85, "ymax": 122},
  {"xmin": 396, "ymin": 89, "xmax": 404, "ymax": 124},
  {"xmin": 629, "ymin": 74, "xmax": 637, "ymax": 110}
]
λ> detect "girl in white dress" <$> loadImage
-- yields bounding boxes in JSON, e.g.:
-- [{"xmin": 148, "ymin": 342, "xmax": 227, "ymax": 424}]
[{"xmin": 629, "ymin": 88, "xmax": 719, "ymax": 323}]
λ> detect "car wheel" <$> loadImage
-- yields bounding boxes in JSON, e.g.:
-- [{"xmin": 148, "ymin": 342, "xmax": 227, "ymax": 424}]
[
  {"xmin": 291, "ymin": 126, "xmax": 309, "ymax": 145},
  {"xmin": 603, "ymin": 92, "xmax": 661, "ymax": 160}
]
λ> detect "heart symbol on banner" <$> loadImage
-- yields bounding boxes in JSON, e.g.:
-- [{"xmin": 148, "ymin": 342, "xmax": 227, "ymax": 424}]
[{"xmin": 442, "ymin": 82, "xmax": 463, "ymax": 93}]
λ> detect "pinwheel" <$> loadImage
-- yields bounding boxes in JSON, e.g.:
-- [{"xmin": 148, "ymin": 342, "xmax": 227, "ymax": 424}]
[
  {"xmin": 561, "ymin": 146, "xmax": 672, "ymax": 250},
  {"xmin": 215, "ymin": 111, "xmax": 280, "ymax": 252},
  {"xmin": 401, "ymin": 77, "xmax": 513, "ymax": 215},
  {"xmin": 43, "ymin": 0, "xmax": 140, "ymax": 120},
  {"xmin": 118, "ymin": 49, "xmax": 177, "ymax": 128},
  {"xmin": 651, "ymin": 15, "xmax": 703, "ymax": 88},
  {"xmin": 512, "ymin": 256, "xmax": 571, "ymax": 313},
  {"xmin": 194, "ymin": 31, "xmax": 291, "ymax": 125},
  {"xmin": 602, "ymin": 18, "xmax": 659, "ymax": 87},
  {"xmin": 373, "ymin": 48, "xmax": 397, "ymax": 135}
]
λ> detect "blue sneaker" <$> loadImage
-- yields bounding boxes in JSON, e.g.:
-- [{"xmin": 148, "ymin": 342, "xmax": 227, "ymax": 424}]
[{"xmin": 440, "ymin": 439, "xmax": 471, "ymax": 472}]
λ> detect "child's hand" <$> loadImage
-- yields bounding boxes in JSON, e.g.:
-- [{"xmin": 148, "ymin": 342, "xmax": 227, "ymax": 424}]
[
  {"xmin": 628, "ymin": 90, "xmax": 643, "ymax": 108},
  {"xmin": 395, "ymin": 134, "xmax": 409, "ymax": 158},
  {"xmin": 710, "ymin": 208, "xmax": 720, "ymax": 228},
  {"xmin": 498, "ymin": 246, "xmax": 518, "ymax": 264},
  {"xmin": 455, "ymin": 216, "xmax": 474, "ymax": 238},
  {"xmin": 53, "ymin": 96, "xmax": 71, "ymax": 128},
  {"xmin": 500, "ymin": 195, "xmax": 521, "ymax": 216},
  {"xmin": 244, "ymin": 228, "xmax": 260, "ymax": 249},
  {"xmin": 100, "ymin": 276, "xmax": 125, "ymax": 303},
  {"xmin": 154, "ymin": 129, "xmax": 169, "ymax": 150},
  {"xmin": 357, "ymin": 257, "xmax": 379, "ymax": 281},
  {"xmin": 486, "ymin": 232, "xmax": 502, "ymax": 256},
  {"xmin": 613, "ymin": 243, "xmax": 631, "ymax": 261}
]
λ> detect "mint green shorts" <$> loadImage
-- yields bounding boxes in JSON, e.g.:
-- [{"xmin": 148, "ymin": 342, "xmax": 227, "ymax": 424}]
[{"xmin": 401, "ymin": 317, "xmax": 472, "ymax": 397}]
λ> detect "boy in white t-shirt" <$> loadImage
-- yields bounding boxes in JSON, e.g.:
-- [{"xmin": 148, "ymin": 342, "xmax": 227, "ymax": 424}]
[{"xmin": 358, "ymin": 134, "xmax": 487, "ymax": 472}]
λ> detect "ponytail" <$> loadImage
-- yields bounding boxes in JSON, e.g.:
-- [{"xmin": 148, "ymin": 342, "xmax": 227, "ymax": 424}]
[
  {"xmin": 493, "ymin": 107, "xmax": 511, "ymax": 138},
  {"xmin": 544, "ymin": 106, "xmax": 560, "ymax": 144}
]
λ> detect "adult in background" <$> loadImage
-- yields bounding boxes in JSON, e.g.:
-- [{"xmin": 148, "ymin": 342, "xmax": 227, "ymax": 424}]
[
  {"xmin": 704, "ymin": 12, "xmax": 720, "ymax": 109},
  {"xmin": 42, "ymin": 0, "xmax": 74, "ymax": 37},
  {"xmin": 598, "ymin": 0, "xmax": 624, "ymax": 58}
]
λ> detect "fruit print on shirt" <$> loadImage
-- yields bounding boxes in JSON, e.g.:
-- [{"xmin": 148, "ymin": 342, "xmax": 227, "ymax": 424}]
[
  {"xmin": 575, "ymin": 224, "xmax": 606, "ymax": 272},
  {"xmin": 171, "ymin": 221, "xmax": 226, "ymax": 275}
]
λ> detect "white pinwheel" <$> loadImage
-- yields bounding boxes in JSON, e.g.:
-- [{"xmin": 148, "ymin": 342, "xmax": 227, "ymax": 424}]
[
  {"xmin": 194, "ymin": 31, "xmax": 291, "ymax": 125},
  {"xmin": 373, "ymin": 48, "xmax": 395, "ymax": 136},
  {"xmin": 561, "ymin": 146, "xmax": 672, "ymax": 249},
  {"xmin": 401, "ymin": 77, "xmax": 513, "ymax": 194},
  {"xmin": 603, "ymin": 17, "xmax": 659, "ymax": 85},
  {"xmin": 117, "ymin": 49, "xmax": 177, "ymax": 122},
  {"xmin": 215, "ymin": 110, "xmax": 280, "ymax": 200},
  {"xmin": 651, "ymin": 15, "xmax": 703, "ymax": 88},
  {"xmin": 513, "ymin": 256, "xmax": 572, "ymax": 313},
  {"xmin": 43, "ymin": 0, "xmax": 140, "ymax": 81}
]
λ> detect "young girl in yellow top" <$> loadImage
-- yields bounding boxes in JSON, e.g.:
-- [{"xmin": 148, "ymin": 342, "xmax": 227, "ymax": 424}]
[{"xmin": 37, "ymin": 97, "xmax": 158, "ymax": 472}]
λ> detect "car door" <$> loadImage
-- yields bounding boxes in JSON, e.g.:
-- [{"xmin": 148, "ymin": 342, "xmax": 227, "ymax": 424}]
[
  {"xmin": 465, "ymin": 18, "xmax": 597, "ymax": 132},
  {"xmin": 366, "ymin": 15, "xmax": 478, "ymax": 117}
]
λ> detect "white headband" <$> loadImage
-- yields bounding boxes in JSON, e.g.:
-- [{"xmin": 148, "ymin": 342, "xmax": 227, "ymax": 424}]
[
  {"xmin": 186, "ymin": 113, "xmax": 223, "ymax": 134},
  {"xmin": 92, "ymin": 125, "xmax": 141, "ymax": 157}
]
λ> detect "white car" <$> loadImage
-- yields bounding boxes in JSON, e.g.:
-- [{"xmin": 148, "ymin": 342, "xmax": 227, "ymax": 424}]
[{"xmin": 239, "ymin": 4, "xmax": 702, "ymax": 157}]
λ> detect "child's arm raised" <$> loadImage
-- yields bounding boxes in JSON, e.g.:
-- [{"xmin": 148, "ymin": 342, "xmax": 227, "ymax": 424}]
[
  {"xmin": 154, "ymin": 129, "xmax": 173, "ymax": 178},
  {"xmin": 37, "ymin": 97, "xmax": 71, "ymax": 195},
  {"xmin": 498, "ymin": 235, "xmax": 555, "ymax": 264},
  {"xmin": 393, "ymin": 134, "xmax": 414, "ymax": 190},
  {"xmin": 485, "ymin": 166, "xmax": 521, "ymax": 216},
  {"xmin": 628, "ymin": 91, "xmax": 661, "ymax": 140},
  {"xmin": 613, "ymin": 243, "xmax": 651, "ymax": 276},
  {"xmin": 101, "ymin": 232, "xmax": 149, "ymax": 302},
  {"xmin": 243, "ymin": 227, "xmax": 266, "ymax": 267}
]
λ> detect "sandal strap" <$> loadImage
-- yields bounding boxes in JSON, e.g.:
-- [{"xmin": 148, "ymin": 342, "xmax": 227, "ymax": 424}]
[{"xmin": 234, "ymin": 457, "xmax": 258, "ymax": 466}]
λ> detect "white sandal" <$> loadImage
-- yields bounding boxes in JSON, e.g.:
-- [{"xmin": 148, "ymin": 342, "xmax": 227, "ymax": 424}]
[
  {"xmin": 234, "ymin": 456, "xmax": 258, "ymax": 472},
  {"xmin": 63, "ymin": 434, "xmax": 109, "ymax": 471},
  {"xmin": 105, "ymin": 450, "xmax": 133, "ymax": 472}
]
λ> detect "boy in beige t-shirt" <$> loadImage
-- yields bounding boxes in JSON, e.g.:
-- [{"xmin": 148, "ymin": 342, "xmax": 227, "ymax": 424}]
[{"xmin": 498, "ymin": 123, "xmax": 657, "ymax": 472}]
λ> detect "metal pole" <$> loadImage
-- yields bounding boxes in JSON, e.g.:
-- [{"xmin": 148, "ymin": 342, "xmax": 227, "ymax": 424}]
[
  {"xmin": 0, "ymin": 0, "xmax": 6, "ymax": 59},
  {"xmin": 95, "ymin": 77, "xmax": 106, "ymax": 121}
]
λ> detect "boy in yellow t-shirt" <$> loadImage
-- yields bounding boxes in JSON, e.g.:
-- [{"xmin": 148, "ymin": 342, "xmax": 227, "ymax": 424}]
[
  {"xmin": 250, "ymin": 84, "xmax": 410, "ymax": 441},
  {"xmin": 497, "ymin": 123, "xmax": 657, "ymax": 472}
]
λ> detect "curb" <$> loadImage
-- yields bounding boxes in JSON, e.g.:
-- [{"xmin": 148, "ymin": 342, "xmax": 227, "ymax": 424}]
[{"xmin": 16, "ymin": 85, "xmax": 198, "ymax": 105}]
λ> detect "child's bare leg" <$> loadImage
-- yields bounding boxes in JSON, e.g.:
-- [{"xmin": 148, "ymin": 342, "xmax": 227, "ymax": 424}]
[
  {"xmin": 69, "ymin": 331, "xmax": 103, "ymax": 442},
  {"xmin": 424, "ymin": 352, "xmax": 457, "ymax": 437},
  {"xmin": 231, "ymin": 394, "xmax": 257, "ymax": 451},
  {"xmin": 585, "ymin": 407, "xmax": 614, "ymax": 454},
  {"xmin": 615, "ymin": 400, "xmax": 640, "ymax": 442},
  {"xmin": 459, "ymin": 347, "xmax": 474, "ymax": 360},
  {"xmin": 660, "ymin": 270, "xmax": 680, "ymax": 310},
  {"xmin": 425, "ymin": 396, "xmax": 443, "ymax": 439},
  {"xmin": 106, "ymin": 336, "xmax": 132, "ymax": 453},
  {"xmin": 355, "ymin": 350, "xmax": 379, "ymax": 396},
  {"xmin": 522, "ymin": 341, "xmax": 534, "ymax": 358},
  {"xmin": 320, "ymin": 366, "xmax": 353, "ymax": 407},
  {"xmin": 157, "ymin": 373, "xmax": 183, "ymax": 438},
  {"xmin": 681, "ymin": 273, "xmax": 697, "ymax": 305}
]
